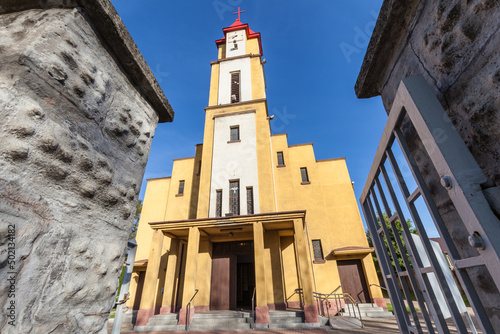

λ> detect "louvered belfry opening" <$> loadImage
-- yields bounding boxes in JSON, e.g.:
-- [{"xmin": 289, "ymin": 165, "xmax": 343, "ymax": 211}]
[{"xmin": 231, "ymin": 71, "xmax": 240, "ymax": 103}]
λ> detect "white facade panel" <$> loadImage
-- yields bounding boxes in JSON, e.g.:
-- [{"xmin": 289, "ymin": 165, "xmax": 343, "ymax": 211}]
[
  {"xmin": 226, "ymin": 29, "xmax": 246, "ymax": 58},
  {"xmin": 218, "ymin": 58, "xmax": 252, "ymax": 105},
  {"xmin": 209, "ymin": 112, "xmax": 260, "ymax": 217}
]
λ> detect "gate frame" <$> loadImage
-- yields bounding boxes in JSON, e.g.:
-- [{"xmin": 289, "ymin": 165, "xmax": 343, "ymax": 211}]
[{"xmin": 360, "ymin": 75, "xmax": 499, "ymax": 333}]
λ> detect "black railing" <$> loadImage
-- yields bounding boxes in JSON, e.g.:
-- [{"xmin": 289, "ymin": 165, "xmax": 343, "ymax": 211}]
[
  {"xmin": 294, "ymin": 287, "xmax": 364, "ymax": 328},
  {"xmin": 186, "ymin": 289, "xmax": 199, "ymax": 331},
  {"xmin": 250, "ymin": 287, "xmax": 256, "ymax": 329}
]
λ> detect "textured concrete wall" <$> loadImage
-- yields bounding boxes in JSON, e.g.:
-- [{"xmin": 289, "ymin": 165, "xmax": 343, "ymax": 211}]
[
  {"xmin": 357, "ymin": 0, "xmax": 500, "ymax": 185},
  {"xmin": 356, "ymin": 0, "xmax": 500, "ymax": 331},
  {"xmin": 0, "ymin": 8, "xmax": 160, "ymax": 334}
]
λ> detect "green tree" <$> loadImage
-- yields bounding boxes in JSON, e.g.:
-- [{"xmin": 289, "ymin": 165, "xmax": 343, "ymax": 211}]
[
  {"xmin": 366, "ymin": 213, "xmax": 417, "ymax": 278},
  {"xmin": 129, "ymin": 199, "xmax": 142, "ymax": 240}
]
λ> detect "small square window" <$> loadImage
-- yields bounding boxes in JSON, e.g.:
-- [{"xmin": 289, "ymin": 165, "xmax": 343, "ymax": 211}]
[
  {"xmin": 230, "ymin": 126, "xmax": 240, "ymax": 141},
  {"xmin": 312, "ymin": 240, "xmax": 324, "ymax": 261},
  {"xmin": 277, "ymin": 152, "xmax": 285, "ymax": 166},
  {"xmin": 178, "ymin": 180, "xmax": 185, "ymax": 195},
  {"xmin": 300, "ymin": 167, "xmax": 309, "ymax": 183}
]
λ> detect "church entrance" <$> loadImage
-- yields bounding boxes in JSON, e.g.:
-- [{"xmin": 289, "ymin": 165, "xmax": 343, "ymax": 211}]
[{"xmin": 210, "ymin": 241, "xmax": 255, "ymax": 310}]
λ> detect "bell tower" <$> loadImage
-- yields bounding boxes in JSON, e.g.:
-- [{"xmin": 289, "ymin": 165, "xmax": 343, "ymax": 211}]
[
  {"xmin": 208, "ymin": 8, "xmax": 266, "ymax": 107},
  {"xmin": 198, "ymin": 10, "xmax": 275, "ymax": 219}
]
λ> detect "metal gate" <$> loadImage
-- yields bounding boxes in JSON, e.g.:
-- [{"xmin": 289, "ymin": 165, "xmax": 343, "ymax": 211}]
[{"xmin": 360, "ymin": 76, "xmax": 500, "ymax": 333}]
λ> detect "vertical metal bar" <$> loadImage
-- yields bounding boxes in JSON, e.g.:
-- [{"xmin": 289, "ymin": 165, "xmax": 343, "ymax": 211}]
[
  {"xmin": 363, "ymin": 198, "xmax": 409, "ymax": 334},
  {"xmin": 111, "ymin": 240, "xmax": 137, "ymax": 334},
  {"xmin": 400, "ymin": 76, "xmax": 500, "ymax": 290},
  {"xmin": 374, "ymin": 174, "xmax": 432, "ymax": 316},
  {"xmin": 371, "ymin": 188, "xmax": 428, "ymax": 333},
  {"xmin": 394, "ymin": 128, "xmax": 495, "ymax": 334},
  {"xmin": 336, "ymin": 295, "xmax": 340, "ymax": 317},
  {"xmin": 326, "ymin": 296, "xmax": 330, "ymax": 320},
  {"xmin": 380, "ymin": 164, "xmax": 454, "ymax": 333},
  {"xmin": 386, "ymin": 147, "xmax": 470, "ymax": 333}
]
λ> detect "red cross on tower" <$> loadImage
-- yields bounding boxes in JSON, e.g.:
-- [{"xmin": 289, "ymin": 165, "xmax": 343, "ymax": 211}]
[{"xmin": 233, "ymin": 7, "xmax": 245, "ymax": 21}]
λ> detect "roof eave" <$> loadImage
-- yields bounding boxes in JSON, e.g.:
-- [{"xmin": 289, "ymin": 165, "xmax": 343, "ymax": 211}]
[{"xmin": 354, "ymin": 0, "xmax": 421, "ymax": 99}]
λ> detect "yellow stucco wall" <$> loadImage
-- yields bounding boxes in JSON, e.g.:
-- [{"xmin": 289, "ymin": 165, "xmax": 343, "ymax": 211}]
[
  {"xmin": 164, "ymin": 158, "xmax": 197, "ymax": 221},
  {"xmin": 280, "ymin": 236, "xmax": 300, "ymax": 304},
  {"xmin": 134, "ymin": 177, "xmax": 171, "ymax": 261},
  {"xmin": 250, "ymin": 57, "xmax": 266, "ymax": 101},
  {"xmin": 246, "ymin": 37, "xmax": 260, "ymax": 55},
  {"xmin": 269, "ymin": 135, "xmax": 382, "ymax": 299},
  {"xmin": 195, "ymin": 239, "xmax": 213, "ymax": 308},
  {"xmin": 208, "ymin": 63, "xmax": 219, "ymax": 107},
  {"xmin": 264, "ymin": 231, "xmax": 285, "ymax": 307}
]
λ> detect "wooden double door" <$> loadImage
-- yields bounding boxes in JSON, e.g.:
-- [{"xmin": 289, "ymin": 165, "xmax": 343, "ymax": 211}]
[
  {"xmin": 337, "ymin": 259, "xmax": 371, "ymax": 303},
  {"xmin": 210, "ymin": 241, "xmax": 255, "ymax": 310}
]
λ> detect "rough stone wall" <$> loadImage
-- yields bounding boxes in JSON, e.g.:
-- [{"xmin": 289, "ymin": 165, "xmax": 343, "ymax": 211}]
[
  {"xmin": 356, "ymin": 0, "xmax": 500, "ymax": 331},
  {"xmin": 0, "ymin": 8, "xmax": 158, "ymax": 334},
  {"xmin": 368, "ymin": 0, "xmax": 500, "ymax": 186}
]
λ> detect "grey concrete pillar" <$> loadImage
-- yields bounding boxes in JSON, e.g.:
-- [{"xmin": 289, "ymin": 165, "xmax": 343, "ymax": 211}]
[{"xmin": 0, "ymin": 1, "xmax": 173, "ymax": 333}]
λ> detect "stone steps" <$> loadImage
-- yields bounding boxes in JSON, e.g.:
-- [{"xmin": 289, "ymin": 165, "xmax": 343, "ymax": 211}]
[
  {"xmin": 134, "ymin": 313, "xmax": 179, "ymax": 332},
  {"xmin": 268, "ymin": 310, "xmax": 320, "ymax": 330},
  {"xmin": 189, "ymin": 311, "xmax": 252, "ymax": 331},
  {"xmin": 342, "ymin": 303, "xmax": 394, "ymax": 318},
  {"xmin": 122, "ymin": 310, "xmax": 137, "ymax": 324},
  {"xmin": 132, "ymin": 309, "xmax": 349, "ymax": 331}
]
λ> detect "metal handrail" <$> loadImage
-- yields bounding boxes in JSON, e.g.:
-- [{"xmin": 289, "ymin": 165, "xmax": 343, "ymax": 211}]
[
  {"xmin": 294, "ymin": 288, "xmax": 304, "ymax": 308},
  {"xmin": 186, "ymin": 289, "xmax": 199, "ymax": 330},
  {"xmin": 250, "ymin": 287, "xmax": 256, "ymax": 329},
  {"xmin": 369, "ymin": 283, "xmax": 388, "ymax": 291},
  {"xmin": 342, "ymin": 293, "xmax": 364, "ymax": 327},
  {"xmin": 295, "ymin": 288, "xmax": 364, "ymax": 328}
]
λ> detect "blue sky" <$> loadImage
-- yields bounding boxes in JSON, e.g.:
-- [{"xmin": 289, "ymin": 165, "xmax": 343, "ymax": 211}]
[{"xmin": 108, "ymin": 0, "xmax": 435, "ymax": 233}]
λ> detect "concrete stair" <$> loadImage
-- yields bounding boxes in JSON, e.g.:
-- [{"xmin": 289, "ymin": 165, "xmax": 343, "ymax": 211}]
[
  {"xmin": 122, "ymin": 310, "xmax": 137, "ymax": 324},
  {"xmin": 134, "ymin": 313, "xmax": 179, "ymax": 332},
  {"xmin": 268, "ymin": 310, "xmax": 309, "ymax": 329},
  {"xmin": 188, "ymin": 311, "xmax": 252, "ymax": 331},
  {"xmin": 132, "ymin": 309, "xmax": 341, "ymax": 331},
  {"xmin": 342, "ymin": 303, "xmax": 394, "ymax": 318}
]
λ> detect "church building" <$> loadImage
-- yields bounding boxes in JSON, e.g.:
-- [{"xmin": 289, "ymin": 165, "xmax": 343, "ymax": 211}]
[{"xmin": 127, "ymin": 12, "xmax": 384, "ymax": 329}]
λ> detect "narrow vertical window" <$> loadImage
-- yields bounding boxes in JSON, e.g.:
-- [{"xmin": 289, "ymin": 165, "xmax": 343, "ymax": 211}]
[
  {"xmin": 300, "ymin": 167, "xmax": 309, "ymax": 183},
  {"xmin": 216, "ymin": 190, "xmax": 222, "ymax": 217},
  {"xmin": 230, "ymin": 126, "xmax": 240, "ymax": 141},
  {"xmin": 277, "ymin": 152, "xmax": 285, "ymax": 166},
  {"xmin": 246, "ymin": 187, "xmax": 254, "ymax": 215},
  {"xmin": 229, "ymin": 180, "xmax": 240, "ymax": 216},
  {"xmin": 231, "ymin": 71, "xmax": 240, "ymax": 103},
  {"xmin": 178, "ymin": 180, "xmax": 185, "ymax": 195},
  {"xmin": 312, "ymin": 240, "xmax": 324, "ymax": 262}
]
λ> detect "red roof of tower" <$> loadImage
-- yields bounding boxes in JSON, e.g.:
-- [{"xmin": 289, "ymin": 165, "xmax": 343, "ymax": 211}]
[{"xmin": 215, "ymin": 18, "xmax": 263, "ymax": 56}]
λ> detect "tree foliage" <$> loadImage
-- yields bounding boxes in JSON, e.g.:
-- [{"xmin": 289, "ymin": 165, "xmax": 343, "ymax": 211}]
[
  {"xmin": 129, "ymin": 199, "xmax": 142, "ymax": 240},
  {"xmin": 366, "ymin": 213, "xmax": 417, "ymax": 278}
]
